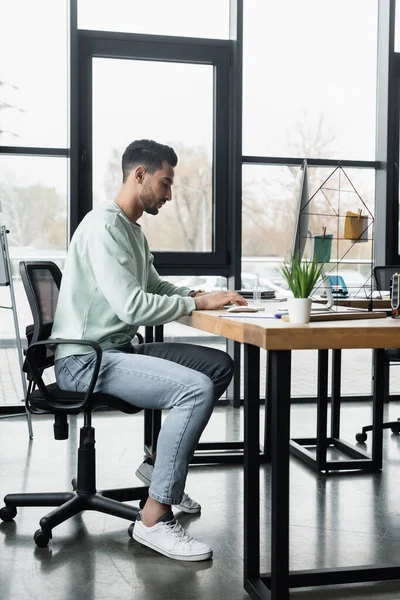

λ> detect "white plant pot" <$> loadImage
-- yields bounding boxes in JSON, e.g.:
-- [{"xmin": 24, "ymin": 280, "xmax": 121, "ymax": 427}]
[{"xmin": 287, "ymin": 297, "xmax": 312, "ymax": 324}]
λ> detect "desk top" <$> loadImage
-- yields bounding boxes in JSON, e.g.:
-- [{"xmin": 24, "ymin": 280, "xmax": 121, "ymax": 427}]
[{"xmin": 179, "ymin": 309, "xmax": 400, "ymax": 351}]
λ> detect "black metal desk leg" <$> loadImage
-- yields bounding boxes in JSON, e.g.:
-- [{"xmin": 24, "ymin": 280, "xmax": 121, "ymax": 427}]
[
  {"xmin": 264, "ymin": 351, "xmax": 272, "ymax": 462},
  {"xmin": 331, "ymin": 349, "xmax": 342, "ymax": 438},
  {"xmin": 243, "ymin": 343, "xmax": 261, "ymax": 583},
  {"xmin": 371, "ymin": 349, "xmax": 385, "ymax": 469},
  {"xmin": 143, "ymin": 326, "xmax": 163, "ymax": 457},
  {"xmin": 154, "ymin": 325, "xmax": 164, "ymax": 342},
  {"xmin": 144, "ymin": 325, "xmax": 154, "ymax": 343},
  {"xmin": 143, "ymin": 409, "xmax": 162, "ymax": 458},
  {"xmin": 316, "ymin": 350, "xmax": 329, "ymax": 471},
  {"xmin": 144, "ymin": 409, "xmax": 153, "ymax": 456},
  {"xmin": 270, "ymin": 350, "xmax": 291, "ymax": 600}
]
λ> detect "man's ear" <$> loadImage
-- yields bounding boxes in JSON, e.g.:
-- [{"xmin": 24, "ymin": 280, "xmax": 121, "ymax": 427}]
[{"xmin": 135, "ymin": 166, "xmax": 146, "ymax": 183}]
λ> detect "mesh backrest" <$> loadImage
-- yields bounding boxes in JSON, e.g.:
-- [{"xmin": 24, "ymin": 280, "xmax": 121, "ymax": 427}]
[
  {"xmin": 30, "ymin": 269, "xmax": 60, "ymax": 327},
  {"xmin": 20, "ymin": 262, "xmax": 62, "ymax": 370},
  {"xmin": 373, "ymin": 266, "xmax": 400, "ymax": 293},
  {"xmin": 22, "ymin": 263, "xmax": 62, "ymax": 340}
]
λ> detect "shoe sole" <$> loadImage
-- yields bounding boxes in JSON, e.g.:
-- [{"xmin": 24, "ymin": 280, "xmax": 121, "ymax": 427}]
[
  {"xmin": 135, "ymin": 469, "xmax": 201, "ymax": 514},
  {"xmin": 173, "ymin": 504, "xmax": 201, "ymax": 514},
  {"xmin": 131, "ymin": 529, "xmax": 212, "ymax": 562}
]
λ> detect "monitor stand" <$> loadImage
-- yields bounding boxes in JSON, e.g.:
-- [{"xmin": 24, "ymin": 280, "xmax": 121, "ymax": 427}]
[{"xmin": 310, "ymin": 270, "xmax": 334, "ymax": 311}]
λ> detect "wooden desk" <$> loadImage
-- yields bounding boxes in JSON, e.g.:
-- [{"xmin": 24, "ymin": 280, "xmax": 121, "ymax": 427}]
[
  {"xmin": 179, "ymin": 310, "xmax": 400, "ymax": 600},
  {"xmin": 334, "ymin": 297, "xmax": 391, "ymax": 310}
]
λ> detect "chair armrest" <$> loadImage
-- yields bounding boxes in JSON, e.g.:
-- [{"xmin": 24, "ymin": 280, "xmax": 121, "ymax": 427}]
[
  {"xmin": 135, "ymin": 331, "xmax": 144, "ymax": 345},
  {"xmin": 25, "ymin": 339, "xmax": 102, "ymax": 412}
]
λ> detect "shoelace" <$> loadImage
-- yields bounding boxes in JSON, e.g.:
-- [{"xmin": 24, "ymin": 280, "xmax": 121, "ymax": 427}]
[{"xmin": 165, "ymin": 519, "xmax": 195, "ymax": 545}]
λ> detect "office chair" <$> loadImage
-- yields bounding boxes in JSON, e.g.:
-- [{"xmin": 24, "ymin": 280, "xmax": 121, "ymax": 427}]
[
  {"xmin": 0, "ymin": 261, "xmax": 148, "ymax": 547},
  {"xmin": 355, "ymin": 265, "xmax": 400, "ymax": 442}
]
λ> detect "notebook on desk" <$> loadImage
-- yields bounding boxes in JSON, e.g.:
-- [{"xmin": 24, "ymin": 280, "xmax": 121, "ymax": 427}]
[
  {"xmin": 278, "ymin": 302, "xmax": 368, "ymax": 314},
  {"xmin": 282, "ymin": 308, "xmax": 387, "ymax": 322}
]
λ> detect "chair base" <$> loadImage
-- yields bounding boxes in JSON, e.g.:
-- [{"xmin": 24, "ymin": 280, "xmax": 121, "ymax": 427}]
[
  {"xmin": 356, "ymin": 419, "xmax": 400, "ymax": 443},
  {"xmin": 0, "ymin": 424, "xmax": 149, "ymax": 546},
  {"xmin": 2, "ymin": 485, "xmax": 148, "ymax": 547}
]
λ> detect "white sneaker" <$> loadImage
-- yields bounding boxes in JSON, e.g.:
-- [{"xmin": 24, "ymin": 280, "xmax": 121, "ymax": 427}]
[
  {"xmin": 131, "ymin": 512, "xmax": 212, "ymax": 562},
  {"xmin": 135, "ymin": 459, "xmax": 201, "ymax": 514}
]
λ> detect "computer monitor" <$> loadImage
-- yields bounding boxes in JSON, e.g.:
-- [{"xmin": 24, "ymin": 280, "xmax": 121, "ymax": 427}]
[
  {"xmin": 292, "ymin": 159, "xmax": 310, "ymax": 259},
  {"xmin": 291, "ymin": 160, "xmax": 334, "ymax": 310}
]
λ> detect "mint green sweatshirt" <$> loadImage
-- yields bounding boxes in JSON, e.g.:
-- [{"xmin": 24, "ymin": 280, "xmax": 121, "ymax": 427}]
[{"xmin": 51, "ymin": 201, "xmax": 196, "ymax": 360}]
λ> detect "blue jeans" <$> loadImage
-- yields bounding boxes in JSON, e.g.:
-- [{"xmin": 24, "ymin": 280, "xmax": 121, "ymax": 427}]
[{"xmin": 55, "ymin": 342, "xmax": 234, "ymax": 505}]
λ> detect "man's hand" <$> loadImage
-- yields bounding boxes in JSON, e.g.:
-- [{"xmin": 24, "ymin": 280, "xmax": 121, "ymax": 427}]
[{"xmin": 193, "ymin": 291, "xmax": 247, "ymax": 310}]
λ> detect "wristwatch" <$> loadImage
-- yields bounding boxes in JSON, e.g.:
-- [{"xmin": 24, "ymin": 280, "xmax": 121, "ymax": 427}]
[{"xmin": 189, "ymin": 289, "xmax": 206, "ymax": 298}]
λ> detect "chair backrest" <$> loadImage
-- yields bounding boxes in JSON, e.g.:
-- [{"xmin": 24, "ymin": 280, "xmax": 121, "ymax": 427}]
[
  {"xmin": 19, "ymin": 260, "xmax": 142, "ymax": 418},
  {"xmin": 19, "ymin": 261, "xmax": 62, "ymax": 371},
  {"xmin": 373, "ymin": 265, "xmax": 400, "ymax": 294}
]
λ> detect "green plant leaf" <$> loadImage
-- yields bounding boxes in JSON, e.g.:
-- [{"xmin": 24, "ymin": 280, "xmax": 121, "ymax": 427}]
[{"xmin": 280, "ymin": 253, "xmax": 325, "ymax": 298}]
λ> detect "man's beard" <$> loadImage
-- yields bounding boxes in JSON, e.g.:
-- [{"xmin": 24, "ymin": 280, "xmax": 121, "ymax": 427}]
[{"xmin": 140, "ymin": 187, "xmax": 159, "ymax": 216}]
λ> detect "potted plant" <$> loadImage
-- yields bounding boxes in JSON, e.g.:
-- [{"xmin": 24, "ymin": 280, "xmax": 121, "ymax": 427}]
[{"xmin": 280, "ymin": 254, "xmax": 325, "ymax": 323}]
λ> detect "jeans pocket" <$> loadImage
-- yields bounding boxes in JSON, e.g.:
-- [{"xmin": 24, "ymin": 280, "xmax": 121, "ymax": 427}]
[{"xmin": 55, "ymin": 355, "xmax": 94, "ymax": 393}]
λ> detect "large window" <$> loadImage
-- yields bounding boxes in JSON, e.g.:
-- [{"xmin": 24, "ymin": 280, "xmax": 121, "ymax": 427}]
[
  {"xmin": 0, "ymin": 156, "xmax": 68, "ymax": 257},
  {"xmin": 242, "ymin": 164, "xmax": 375, "ymax": 294},
  {"xmin": 241, "ymin": 0, "xmax": 379, "ymax": 286},
  {"xmin": 78, "ymin": 0, "xmax": 230, "ymax": 39},
  {"xmin": 0, "ymin": 1, "xmax": 69, "ymax": 407},
  {"xmin": 92, "ymin": 58, "xmax": 214, "ymax": 252},
  {"xmin": 241, "ymin": 1, "xmax": 381, "ymax": 401},
  {"xmin": 0, "ymin": 0, "xmax": 68, "ymax": 148},
  {"xmin": 242, "ymin": 0, "xmax": 379, "ymax": 160},
  {"xmin": 78, "ymin": 34, "xmax": 231, "ymax": 269},
  {"xmin": 0, "ymin": 155, "xmax": 68, "ymax": 344}
]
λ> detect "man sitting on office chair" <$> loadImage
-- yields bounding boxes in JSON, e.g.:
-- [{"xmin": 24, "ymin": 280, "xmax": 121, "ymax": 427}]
[{"xmin": 51, "ymin": 139, "xmax": 246, "ymax": 562}]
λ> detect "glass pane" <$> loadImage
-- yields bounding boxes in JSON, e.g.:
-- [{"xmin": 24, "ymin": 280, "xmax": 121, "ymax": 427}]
[
  {"xmin": 0, "ymin": 0, "xmax": 68, "ymax": 147},
  {"xmin": 92, "ymin": 58, "xmax": 214, "ymax": 252},
  {"xmin": 0, "ymin": 156, "xmax": 68, "ymax": 406},
  {"xmin": 169, "ymin": 275, "xmax": 227, "ymax": 290},
  {"xmin": 243, "ymin": 0, "xmax": 378, "ymax": 159},
  {"xmin": 78, "ymin": 0, "xmax": 230, "ymax": 39},
  {"xmin": 242, "ymin": 164, "xmax": 375, "ymax": 296},
  {"xmin": 290, "ymin": 349, "xmax": 373, "ymax": 399}
]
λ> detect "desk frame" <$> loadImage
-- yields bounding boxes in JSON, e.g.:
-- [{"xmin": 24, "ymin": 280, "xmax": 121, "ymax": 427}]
[
  {"xmin": 244, "ymin": 345, "xmax": 400, "ymax": 600},
  {"xmin": 177, "ymin": 311, "xmax": 400, "ymax": 599},
  {"xmin": 142, "ymin": 325, "xmax": 385, "ymax": 472},
  {"xmin": 288, "ymin": 349, "xmax": 384, "ymax": 472}
]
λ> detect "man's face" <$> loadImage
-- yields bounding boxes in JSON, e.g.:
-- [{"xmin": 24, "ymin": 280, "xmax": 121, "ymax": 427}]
[{"xmin": 140, "ymin": 160, "xmax": 174, "ymax": 216}]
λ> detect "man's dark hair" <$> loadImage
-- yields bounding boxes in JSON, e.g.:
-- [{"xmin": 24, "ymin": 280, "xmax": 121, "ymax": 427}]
[{"xmin": 121, "ymin": 139, "xmax": 178, "ymax": 182}]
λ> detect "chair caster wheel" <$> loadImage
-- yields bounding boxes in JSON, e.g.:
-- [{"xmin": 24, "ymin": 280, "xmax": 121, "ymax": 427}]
[
  {"xmin": 0, "ymin": 505, "xmax": 17, "ymax": 522},
  {"xmin": 391, "ymin": 426, "xmax": 400, "ymax": 435},
  {"xmin": 128, "ymin": 522, "xmax": 135, "ymax": 537},
  {"xmin": 356, "ymin": 432, "xmax": 367, "ymax": 443},
  {"xmin": 34, "ymin": 528, "xmax": 52, "ymax": 548}
]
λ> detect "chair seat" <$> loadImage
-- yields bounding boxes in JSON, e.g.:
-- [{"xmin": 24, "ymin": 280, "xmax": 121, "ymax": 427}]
[{"xmin": 29, "ymin": 382, "xmax": 141, "ymax": 415}]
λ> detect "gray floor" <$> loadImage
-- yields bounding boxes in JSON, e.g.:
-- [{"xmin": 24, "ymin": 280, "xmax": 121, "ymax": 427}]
[{"xmin": 2, "ymin": 402, "xmax": 400, "ymax": 600}]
